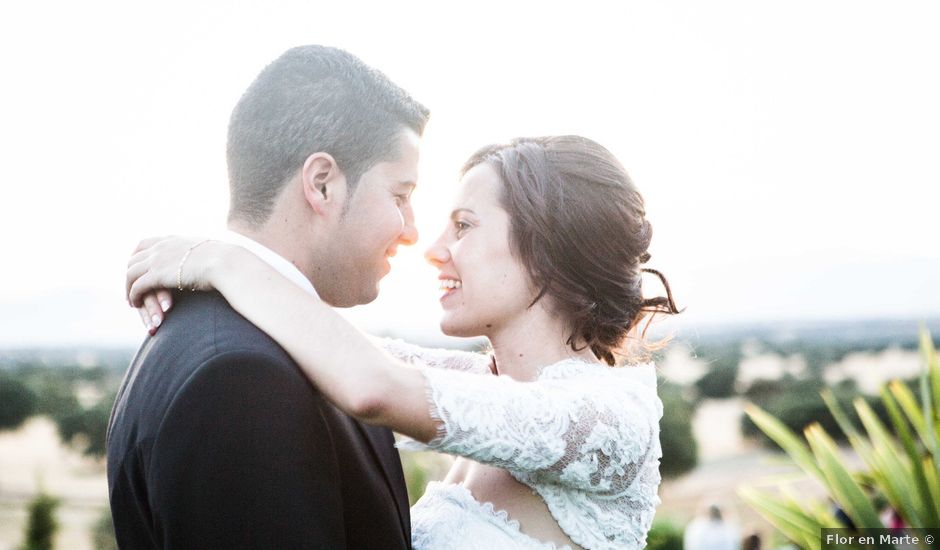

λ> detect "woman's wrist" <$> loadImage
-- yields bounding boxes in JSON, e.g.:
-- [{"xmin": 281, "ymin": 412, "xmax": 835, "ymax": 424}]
[
  {"xmin": 209, "ymin": 242, "xmax": 265, "ymax": 291},
  {"xmin": 193, "ymin": 241, "xmax": 237, "ymax": 289}
]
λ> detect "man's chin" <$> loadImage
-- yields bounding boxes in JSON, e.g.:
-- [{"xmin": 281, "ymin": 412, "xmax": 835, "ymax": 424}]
[
  {"xmin": 360, "ymin": 284, "xmax": 381, "ymax": 305},
  {"xmin": 325, "ymin": 282, "xmax": 380, "ymax": 308},
  {"xmin": 355, "ymin": 278, "xmax": 383, "ymax": 306}
]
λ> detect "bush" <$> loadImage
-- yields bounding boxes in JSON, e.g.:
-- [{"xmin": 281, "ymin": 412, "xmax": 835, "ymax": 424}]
[
  {"xmin": 658, "ymin": 381, "xmax": 698, "ymax": 478},
  {"xmin": 644, "ymin": 519, "xmax": 684, "ymax": 550},
  {"xmin": 400, "ymin": 451, "xmax": 452, "ymax": 506},
  {"xmin": 742, "ymin": 378, "xmax": 895, "ymax": 448},
  {"xmin": 20, "ymin": 492, "xmax": 60, "ymax": 550},
  {"xmin": 31, "ymin": 374, "xmax": 82, "ymax": 420},
  {"xmin": 18, "ymin": 370, "xmax": 116, "ymax": 456},
  {"xmin": 0, "ymin": 374, "xmax": 38, "ymax": 431},
  {"xmin": 92, "ymin": 508, "xmax": 118, "ymax": 550},
  {"xmin": 693, "ymin": 355, "xmax": 740, "ymax": 399},
  {"xmin": 56, "ymin": 393, "xmax": 115, "ymax": 458}
]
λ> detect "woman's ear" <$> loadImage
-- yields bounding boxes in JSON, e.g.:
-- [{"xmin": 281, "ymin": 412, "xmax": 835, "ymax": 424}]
[{"xmin": 301, "ymin": 152, "xmax": 347, "ymax": 216}]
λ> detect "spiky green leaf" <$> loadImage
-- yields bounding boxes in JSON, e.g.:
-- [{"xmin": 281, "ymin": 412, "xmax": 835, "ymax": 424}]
[{"xmin": 805, "ymin": 425, "xmax": 883, "ymax": 528}]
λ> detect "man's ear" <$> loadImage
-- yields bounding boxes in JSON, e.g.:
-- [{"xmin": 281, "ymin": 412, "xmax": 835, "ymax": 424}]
[{"xmin": 301, "ymin": 152, "xmax": 347, "ymax": 216}]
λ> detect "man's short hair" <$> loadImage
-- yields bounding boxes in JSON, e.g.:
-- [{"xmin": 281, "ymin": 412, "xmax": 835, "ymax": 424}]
[{"xmin": 226, "ymin": 45, "xmax": 430, "ymax": 227}]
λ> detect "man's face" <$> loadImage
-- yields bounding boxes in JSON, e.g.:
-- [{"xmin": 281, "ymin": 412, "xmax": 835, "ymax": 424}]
[{"xmin": 317, "ymin": 129, "xmax": 421, "ymax": 307}]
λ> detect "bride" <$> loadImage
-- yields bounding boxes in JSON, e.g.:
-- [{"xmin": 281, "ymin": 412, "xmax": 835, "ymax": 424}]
[{"xmin": 126, "ymin": 135, "xmax": 680, "ymax": 550}]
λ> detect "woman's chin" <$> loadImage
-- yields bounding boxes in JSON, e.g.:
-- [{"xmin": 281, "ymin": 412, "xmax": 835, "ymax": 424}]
[
  {"xmin": 439, "ymin": 317, "xmax": 478, "ymax": 338},
  {"xmin": 438, "ymin": 322, "xmax": 462, "ymax": 337}
]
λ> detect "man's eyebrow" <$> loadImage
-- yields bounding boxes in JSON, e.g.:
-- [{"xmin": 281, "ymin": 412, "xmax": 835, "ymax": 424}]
[
  {"xmin": 450, "ymin": 208, "xmax": 476, "ymax": 220},
  {"xmin": 398, "ymin": 181, "xmax": 416, "ymax": 190}
]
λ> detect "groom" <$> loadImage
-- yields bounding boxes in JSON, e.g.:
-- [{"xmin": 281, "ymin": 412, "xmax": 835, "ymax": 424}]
[{"xmin": 107, "ymin": 46, "xmax": 429, "ymax": 549}]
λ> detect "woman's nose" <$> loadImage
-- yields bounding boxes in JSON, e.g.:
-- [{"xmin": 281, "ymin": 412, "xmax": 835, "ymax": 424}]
[{"xmin": 424, "ymin": 232, "xmax": 451, "ymax": 267}]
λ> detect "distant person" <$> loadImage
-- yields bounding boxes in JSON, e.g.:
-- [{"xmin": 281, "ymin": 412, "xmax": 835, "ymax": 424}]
[
  {"xmin": 125, "ymin": 135, "xmax": 681, "ymax": 547},
  {"xmin": 880, "ymin": 507, "xmax": 905, "ymax": 534},
  {"xmin": 742, "ymin": 533, "xmax": 761, "ymax": 550},
  {"xmin": 683, "ymin": 504, "xmax": 741, "ymax": 550}
]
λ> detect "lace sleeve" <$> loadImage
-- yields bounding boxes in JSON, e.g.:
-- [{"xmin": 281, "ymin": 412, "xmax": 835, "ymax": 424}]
[
  {"xmin": 406, "ymin": 363, "xmax": 662, "ymax": 494},
  {"xmin": 372, "ymin": 336, "xmax": 493, "ymax": 375}
]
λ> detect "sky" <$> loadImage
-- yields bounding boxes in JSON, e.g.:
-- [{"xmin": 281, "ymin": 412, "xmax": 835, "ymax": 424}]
[{"xmin": 1, "ymin": 1, "xmax": 938, "ymax": 347}]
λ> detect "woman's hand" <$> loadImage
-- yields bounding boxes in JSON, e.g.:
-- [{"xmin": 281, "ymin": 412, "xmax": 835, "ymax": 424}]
[
  {"xmin": 126, "ymin": 237, "xmax": 230, "ymax": 333},
  {"xmin": 136, "ymin": 289, "xmax": 174, "ymax": 335}
]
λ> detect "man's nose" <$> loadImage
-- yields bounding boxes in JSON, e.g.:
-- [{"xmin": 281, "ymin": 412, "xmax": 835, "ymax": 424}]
[{"xmin": 397, "ymin": 207, "xmax": 419, "ymax": 246}]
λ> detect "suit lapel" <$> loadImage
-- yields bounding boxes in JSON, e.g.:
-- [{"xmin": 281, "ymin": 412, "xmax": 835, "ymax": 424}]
[{"xmin": 353, "ymin": 420, "xmax": 411, "ymax": 543}]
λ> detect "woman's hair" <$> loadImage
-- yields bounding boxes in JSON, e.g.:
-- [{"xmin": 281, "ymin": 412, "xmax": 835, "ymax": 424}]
[{"xmin": 461, "ymin": 136, "xmax": 680, "ymax": 365}]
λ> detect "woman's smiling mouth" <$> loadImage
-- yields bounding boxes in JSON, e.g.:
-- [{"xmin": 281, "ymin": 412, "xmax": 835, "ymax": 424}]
[{"xmin": 438, "ymin": 278, "xmax": 462, "ymax": 300}]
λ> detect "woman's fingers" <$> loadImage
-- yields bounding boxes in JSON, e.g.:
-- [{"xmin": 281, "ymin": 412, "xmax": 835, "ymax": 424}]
[
  {"xmin": 132, "ymin": 236, "xmax": 164, "ymax": 255},
  {"xmin": 128, "ymin": 272, "xmax": 154, "ymax": 308},
  {"xmin": 126, "ymin": 243, "xmax": 181, "ymax": 303},
  {"xmin": 156, "ymin": 289, "xmax": 173, "ymax": 313},
  {"xmin": 126, "ymin": 237, "xmax": 185, "ymax": 335},
  {"xmin": 127, "ymin": 235, "xmax": 208, "ymax": 310},
  {"xmin": 137, "ymin": 306, "xmax": 155, "ymax": 334},
  {"xmin": 143, "ymin": 293, "xmax": 164, "ymax": 331},
  {"xmin": 128, "ymin": 273, "xmax": 173, "ymax": 335},
  {"xmin": 126, "ymin": 247, "xmax": 151, "ymax": 269},
  {"xmin": 126, "ymin": 261, "xmax": 151, "ymax": 305}
]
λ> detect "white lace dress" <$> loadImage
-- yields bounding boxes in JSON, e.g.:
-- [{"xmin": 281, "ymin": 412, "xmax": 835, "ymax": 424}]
[{"xmin": 379, "ymin": 339, "xmax": 664, "ymax": 550}]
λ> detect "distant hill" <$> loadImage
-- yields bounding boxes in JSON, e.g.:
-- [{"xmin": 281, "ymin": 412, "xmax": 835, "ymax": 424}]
[
  {"xmin": 0, "ymin": 287, "xmax": 143, "ymax": 348},
  {"xmin": 664, "ymin": 316, "xmax": 940, "ymax": 348},
  {"xmin": 0, "ymin": 346, "xmax": 135, "ymax": 370},
  {"xmin": 2, "ymin": 315, "xmax": 936, "ymax": 371}
]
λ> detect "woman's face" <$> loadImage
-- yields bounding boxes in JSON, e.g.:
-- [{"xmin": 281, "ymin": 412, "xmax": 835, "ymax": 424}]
[{"xmin": 424, "ymin": 163, "xmax": 537, "ymax": 337}]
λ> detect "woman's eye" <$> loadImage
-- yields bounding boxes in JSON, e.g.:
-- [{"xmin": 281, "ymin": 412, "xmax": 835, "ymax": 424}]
[{"xmin": 454, "ymin": 220, "xmax": 471, "ymax": 235}]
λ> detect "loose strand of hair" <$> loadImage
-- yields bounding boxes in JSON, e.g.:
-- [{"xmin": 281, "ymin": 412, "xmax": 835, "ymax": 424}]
[{"xmin": 641, "ymin": 268, "xmax": 683, "ymax": 315}]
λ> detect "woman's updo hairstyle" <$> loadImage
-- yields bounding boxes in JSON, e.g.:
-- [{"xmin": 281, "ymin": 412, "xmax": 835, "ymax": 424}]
[{"xmin": 461, "ymin": 136, "xmax": 680, "ymax": 365}]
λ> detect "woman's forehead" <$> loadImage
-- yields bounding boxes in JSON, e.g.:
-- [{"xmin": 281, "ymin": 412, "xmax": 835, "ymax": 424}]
[{"xmin": 453, "ymin": 163, "xmax": 501, "ymax": 212}]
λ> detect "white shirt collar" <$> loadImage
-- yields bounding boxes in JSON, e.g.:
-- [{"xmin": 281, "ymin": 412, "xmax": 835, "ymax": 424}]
[{"xmin": 217, "ymin": 230, "xmax": 318, "ymax": 298}]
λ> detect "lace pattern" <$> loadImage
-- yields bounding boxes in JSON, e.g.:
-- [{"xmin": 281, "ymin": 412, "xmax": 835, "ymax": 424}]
[
  {"xmin": 411, "ymin": 482, "xmax": 572, "ymax": 550},
  {"xmin": 401, "ymin": 358, "xmax": 663, "ymax": 550},
  {"xmin": 374, "ymin": 337, "xmax": 492, "ymax": 375}
]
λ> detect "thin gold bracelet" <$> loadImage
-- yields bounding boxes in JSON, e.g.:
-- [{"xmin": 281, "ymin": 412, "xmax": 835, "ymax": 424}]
[{"xmin": 177, "ymin": 239, "xmax": 213, "ymax": 291}]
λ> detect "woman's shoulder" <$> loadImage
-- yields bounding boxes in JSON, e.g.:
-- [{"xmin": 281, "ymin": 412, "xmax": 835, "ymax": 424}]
[
  {"xmin": 537, "ymin": 357, "xmax": 657, "ymax": 385},
  {"xmin": 536, "ymin": 358, "xmax": 662, "ymax": 419}
]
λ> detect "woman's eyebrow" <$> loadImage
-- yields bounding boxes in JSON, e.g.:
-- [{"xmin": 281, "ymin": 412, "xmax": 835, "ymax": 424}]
[{"xmin": 450, "ymin": 208, "xmax": 476, "ymax": 220}]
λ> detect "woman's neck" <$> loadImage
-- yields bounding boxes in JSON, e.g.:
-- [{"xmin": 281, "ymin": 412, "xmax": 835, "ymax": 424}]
[{"xmin": 487, "ymin": 304, "xmax": 600, "ymax": 382}]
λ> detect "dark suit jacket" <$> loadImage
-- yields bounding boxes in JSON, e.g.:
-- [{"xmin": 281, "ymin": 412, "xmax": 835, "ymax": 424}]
[{"xmin": 106, "ymin": 292, "xmax": 411, "ymax": 549}]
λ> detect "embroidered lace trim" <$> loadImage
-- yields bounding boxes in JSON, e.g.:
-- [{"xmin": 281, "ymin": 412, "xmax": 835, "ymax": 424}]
[{"xmin": 398, "ymin": 356, "xmax": 663, "ymax": 550}]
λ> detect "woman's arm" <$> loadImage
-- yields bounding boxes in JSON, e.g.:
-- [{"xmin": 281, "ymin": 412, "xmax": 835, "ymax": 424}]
[
  {"xmin": 126, "ymin": 238, "xmax": 438, "ymax": 442},
  {"xmin": 371, "ymin": 337, "xmax": 493, "ymax": 375},
  {"xmin": 399, "ymin": 365, "xmax": 662, "ymax": 492}
]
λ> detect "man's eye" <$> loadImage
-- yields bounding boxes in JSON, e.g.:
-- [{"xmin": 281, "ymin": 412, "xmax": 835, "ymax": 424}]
[
  {"xmin": 395, "ymin": 194, "xmax": 409, "ymax": 206},
  {"xmin": 454, "ymin": 221, "xmax": 470, "ymax": 233}
]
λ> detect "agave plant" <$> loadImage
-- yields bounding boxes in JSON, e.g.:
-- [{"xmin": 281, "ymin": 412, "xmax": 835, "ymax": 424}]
[{"xmin": 739, "ymin": 328, "xmax": 940, "ymax": 550}]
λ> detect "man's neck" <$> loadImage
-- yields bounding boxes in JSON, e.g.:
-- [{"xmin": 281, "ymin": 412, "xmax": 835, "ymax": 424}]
[
  {"xmin": 229, "ymin": 218, "xmax": 305, "ymax": 266},
  {"xmin": 224, "ymin": 223, "xmax": 318, "ymax": 297},
  {"xmin": 228, "ymin": 224, "xmax": 290, "ymax": 261}
]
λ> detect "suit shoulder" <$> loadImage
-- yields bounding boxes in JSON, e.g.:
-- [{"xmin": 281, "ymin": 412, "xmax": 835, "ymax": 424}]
[
  {"xmin": 151, "ymin": 349, "xmax": 330, "ymax": 447},
  {"xmin": 180, "ymin": 348, "xmax": 317, "ymax": 405},
  {"xmin": 155, "ymin": 291, "xmax": 294, "ymax": 365}
]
